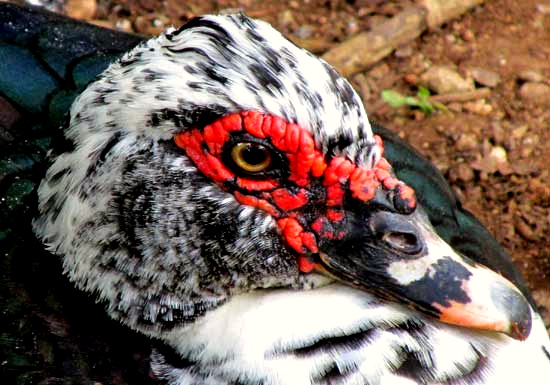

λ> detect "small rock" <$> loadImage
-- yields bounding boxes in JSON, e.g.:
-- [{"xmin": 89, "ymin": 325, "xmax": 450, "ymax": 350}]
[
  {"xmin": 278, "ymin": 10, "xmax": 295, "ymax": 27},
  {"xmin": 139, "ymin": 0, "xmax": 157, "ymax": 11},
  {"xmin": 378, "ymin": 2, "xmax": 401, "ymax": 16},
  {"xmin": 413, "ymin": 110, "xmax": 426, "ymax": 121},
  {"xmin": 470, "ymin": 68, "xmax": 501, "ymax": 87},
  {"xmin": 451, "ymin": 163, "xmax": 475, "ymax": 183},
  {"xmin": 463, "ymin": 100, "xmax": 493, "ymax": 115},
  {"xmin": 490, "ymin": 121, "xmax": 505, "ymax": 144},
  {"xmin": 520, "ymin": 145, "xmax": 534, "ymax": 158},
  {"xmin": 471, "ymin": 144, "xmax": 511, "ymax": 174},
  {"xmin": 515, "ymin": 218, "xmax": 538, "ymax": 241},
  {"xmin": 448, "ymin": 45, "xmax": 472, "ymax": 62},
  {"xmin": 528, "ymin": 177, "xmax": 543, "ymax": 192},
  {"xmin": 518, "ymin": 82, "xmax": 550, "ymax": 107},
  {"xmin": 65, "ymin": 0, "xmax": 97, "ymax": 20},
  {"xmin": 368, "ymin": 63, "xmax": 390, "ymax": 80},
  {"xmin": 536, "ymin": 3, "xmax": 550, "ymax": 14},
  {"xmin": 445, "ymin": 34, "xmax": 457, "ymax": 44},
  {"xmin": 289, "ymin": 1, "xmax": 300, "ymax": 9},
  {"xmin": 358, "ymin": 7, "xmax": 375, "ymax": 17},
  {"xmin": 115, "ymin": 19, "xmax": 133, "ymax": 32},
  {"xmin": 420, "ymin": 66, "xmax": 475, "ymax": 94},
  {"xmin": 512, "ymin": 160, "xmax": 536, "ymax": 175},
  {"xmin": 489, "ymin": 145, "xmax": 508, "ymax": 164},
  {"xmin": 512, "ymin": 124, "xmax": 529, "ymax": 139},
  {"xmin": 468, "ymin": 185, "xmax": 483, "ymax": 202},
  {"xmin": 455, "ymin": 133, "xmax": 478, "ymax": 151},
  {"xmin": 529, "ymin": 178, "xmax": 550, "ymax": 201},
  {"xmin": 517, "ymin": 70, "xmax": 545, "ymax": 83},
  {"xmin": 394, "ymin": 45, "xmax": 414, "ymax": 58},
  {"xmin": 403, "ymin": 73, "xmax": 418, "ymax": 85},
  {"xmin": 295, "ymin": 25, "xmax": 314, "ymax": 39},
  {"xmin": 447, "ymin": 102, "xmax": 463, "ymax": 112},
  {"xmin": 134, "ymin": 14, "xmax": 166, "ymax": 35},
  {"xmin": 433, "ymin": 159, "xmax": 449, "ymax": 174},
  {"xmin": 153, "ymin": 16, "xmax": 168, "ymax": 29},
  {"xmin": 461, "ymin": 29, "xmax": 475, "ymax": 42},
  {"xmin": 353, "ymin": 73, "xmax": 371, "ymax": 101},
  {"xmin": 346, "ymin": 19, "xmax": 360, "ymax": 35},
  {"xmin": 134, "ymin": 16, "xmax": 149, "ymax": 33},
  {"xmin": 532, "ymin": 289, "xmax": 550, "ymax": 326}
]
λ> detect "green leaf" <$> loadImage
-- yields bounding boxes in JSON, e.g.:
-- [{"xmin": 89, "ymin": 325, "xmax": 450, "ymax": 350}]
[
  {"xmin": 417, "ymin": 86, "xmax": 431, "ymax": 100},
  {"xmin": 381, "ymin": 87, "xmax": 442, "ymax": 116},
  {"xmin": 381, "ymin": 89, "xmax": 407, "ymax": 108}
]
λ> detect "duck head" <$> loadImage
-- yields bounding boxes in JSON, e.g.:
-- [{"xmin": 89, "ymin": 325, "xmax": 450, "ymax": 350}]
[{"xmin": 34, "ymin": 14, "xmax": 531, "ymax": 344}]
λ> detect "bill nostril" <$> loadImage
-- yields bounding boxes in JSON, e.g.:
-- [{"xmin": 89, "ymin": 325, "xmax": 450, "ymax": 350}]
[{"xmin": 382, "ymin": 232, "xmax": 421, "ymax": 254}]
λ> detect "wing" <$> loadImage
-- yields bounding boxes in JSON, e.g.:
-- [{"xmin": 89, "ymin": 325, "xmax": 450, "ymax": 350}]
[
  {"xmin": 0, "ymin": 3, "xmax": 143, "ymax": 218},
  {"xmin": 0, "ymin": 4, "xmax": 153, "ymax": 385}
]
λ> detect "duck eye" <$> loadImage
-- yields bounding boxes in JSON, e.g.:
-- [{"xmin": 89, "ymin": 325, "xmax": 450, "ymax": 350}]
[{"xmin": 231, "ymin": 142, "xmax": 272, "ymax": 173}]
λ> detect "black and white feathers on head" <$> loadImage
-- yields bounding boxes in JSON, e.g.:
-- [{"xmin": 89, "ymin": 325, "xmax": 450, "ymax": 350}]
[
  {"xmin": 33, "ymin": 14, "xmax": 550, "ymax": 385},
  {"xmin": 34, "ymin": 12, "xmax": 378, "ymax": 330}
]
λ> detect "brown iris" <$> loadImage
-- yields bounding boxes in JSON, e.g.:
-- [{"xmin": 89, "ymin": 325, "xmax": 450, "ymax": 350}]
[{"xmin": 231, "ymin": 142, "xmax": 272, "ymax": 173}]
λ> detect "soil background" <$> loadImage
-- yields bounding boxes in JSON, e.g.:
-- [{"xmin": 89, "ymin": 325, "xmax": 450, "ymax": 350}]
[{"xmin": 18, "ymin": 0, "xmax": 550, "ymax": 323}]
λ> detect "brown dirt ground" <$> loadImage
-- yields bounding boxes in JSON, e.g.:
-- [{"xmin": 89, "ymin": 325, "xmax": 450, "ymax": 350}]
[{"xmin": 58, "ymin": 0, "xmax": 550, "ymax": 327}]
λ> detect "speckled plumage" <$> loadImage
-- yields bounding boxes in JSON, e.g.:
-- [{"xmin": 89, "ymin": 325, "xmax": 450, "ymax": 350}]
[
  {"xmin": 32, "ymin": 13, "xmax": 550, "ymax": 385},
  {"xmin": 33, "ymin": 13, "xmax": 372, "ymax": 335}
]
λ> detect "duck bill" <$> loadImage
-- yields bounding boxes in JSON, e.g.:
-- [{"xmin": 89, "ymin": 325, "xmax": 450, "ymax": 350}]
[{"xmin": 314, "ymin": 209, "xmax": 532, "ymax": 340}]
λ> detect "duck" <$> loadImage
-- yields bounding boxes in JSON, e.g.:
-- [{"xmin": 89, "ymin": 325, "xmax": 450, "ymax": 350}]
[{"xmin": 2, "ymin": 3, "xmax": 547, "ymax": 385}]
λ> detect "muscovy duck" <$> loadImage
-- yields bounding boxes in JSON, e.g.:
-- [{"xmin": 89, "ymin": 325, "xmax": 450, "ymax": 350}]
[{"xmin": 1, "ymin": 3, "xmax": 548, "ymax": 385}]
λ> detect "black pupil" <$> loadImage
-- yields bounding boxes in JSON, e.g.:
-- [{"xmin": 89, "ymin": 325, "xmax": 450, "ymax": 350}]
[{"xmin": 242, "ymin": 145, "xmax": 267, "ymax": 165}]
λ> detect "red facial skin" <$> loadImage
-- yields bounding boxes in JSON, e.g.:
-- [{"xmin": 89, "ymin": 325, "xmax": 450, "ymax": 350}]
[{"xmin": 174, "ymin": 111, "xmax": 416, "ymax": 272}]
